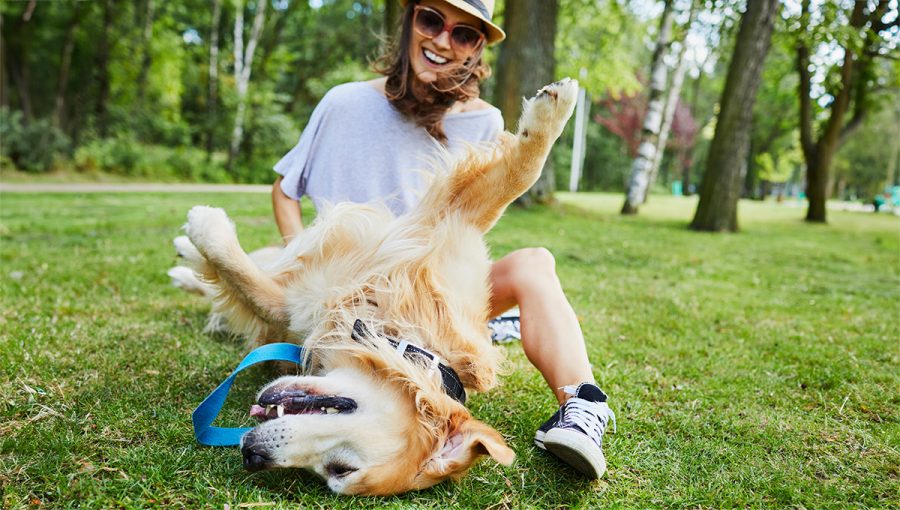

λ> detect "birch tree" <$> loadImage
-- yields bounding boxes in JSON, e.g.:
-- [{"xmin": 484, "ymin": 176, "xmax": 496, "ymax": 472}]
[
  {"xmin": 227, "ymin": 0, "xmax": 267, "ymax": 172},
  {"xmin": 644, "ymin": 2, "xmax": 697, "ymax": 203},
  {"xmin": 621, "ymin": 0, "xmax": 675, "ymax": 214}
]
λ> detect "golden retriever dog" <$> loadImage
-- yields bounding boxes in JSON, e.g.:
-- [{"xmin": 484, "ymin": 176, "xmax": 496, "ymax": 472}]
[{"xmin": 171, "ymin": 79, "xmax": 578, "ymax": 495}]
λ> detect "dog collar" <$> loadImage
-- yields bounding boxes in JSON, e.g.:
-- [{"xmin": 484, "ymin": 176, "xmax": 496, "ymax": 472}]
[{"xmin": 351, "ymin": 319, "xmax": 467, "ymax": 405}]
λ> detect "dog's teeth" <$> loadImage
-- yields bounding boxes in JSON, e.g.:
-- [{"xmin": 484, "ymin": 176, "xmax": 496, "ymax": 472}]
[
  {"xmin": 277, "ymin": 405, "xmax": 285, "ymax": 418},
  {"xmin": 326, "ymin": 407, "xmax": 338, "ymax": 414},
  {"xmin": 266, "ymin": 404, "xmax": 276, "ymax": 415},
  {"xmin": 320, "ymin": 407, "xmax": 326, "ymax": 412}
]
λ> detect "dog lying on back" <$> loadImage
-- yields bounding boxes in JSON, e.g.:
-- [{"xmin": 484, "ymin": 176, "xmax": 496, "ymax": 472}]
[{"xmin": 170, "ymin": 79, "xmax": 578, "ymax": 495}]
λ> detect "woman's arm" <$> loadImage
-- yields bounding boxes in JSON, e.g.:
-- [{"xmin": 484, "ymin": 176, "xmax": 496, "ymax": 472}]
[{"xmin": 272, "ymin": 176, "xmax": 304, "ymax": 244}]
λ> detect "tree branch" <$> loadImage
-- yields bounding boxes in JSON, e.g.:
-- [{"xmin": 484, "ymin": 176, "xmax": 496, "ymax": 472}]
[{"xmin": 839, "ymin": 0, "xmax": 890, "ymax": 146}]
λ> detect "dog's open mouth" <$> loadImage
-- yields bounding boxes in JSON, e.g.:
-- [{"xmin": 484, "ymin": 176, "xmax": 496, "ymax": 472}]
[{"xmin": 249, "ymin": 389, "xmax": 357, "ymax": 421}]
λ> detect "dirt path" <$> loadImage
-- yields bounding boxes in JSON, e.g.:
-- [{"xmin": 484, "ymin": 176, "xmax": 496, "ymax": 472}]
[{"xmin": 0, "ymin": 182, "xmax": 270, "ymax": 193}]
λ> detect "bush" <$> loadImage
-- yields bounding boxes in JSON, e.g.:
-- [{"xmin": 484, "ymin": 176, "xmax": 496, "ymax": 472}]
[
  {"xmin": 0, "ymin": 109, "xmax": 72, "ymax": 172},
  {"xmin": 74, "ymin": 137, "xmax": 231, "ymax": 183}
]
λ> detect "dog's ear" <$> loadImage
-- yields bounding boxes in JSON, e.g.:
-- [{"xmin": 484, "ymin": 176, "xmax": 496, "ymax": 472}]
[{"xmin": 416, "ymin": 417, "xmax": 515, "ymax": 485}]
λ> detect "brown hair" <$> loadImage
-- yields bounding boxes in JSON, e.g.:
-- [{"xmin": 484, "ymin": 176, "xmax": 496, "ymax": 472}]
[{"xmin": 373, "ymin": 1, "xmax": 491, "ymax": 143}]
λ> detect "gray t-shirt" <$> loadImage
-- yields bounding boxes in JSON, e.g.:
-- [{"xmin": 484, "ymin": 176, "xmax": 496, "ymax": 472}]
[{"xmin": 274, "ymin": 81, "xmax": 504, "ymax": 216}]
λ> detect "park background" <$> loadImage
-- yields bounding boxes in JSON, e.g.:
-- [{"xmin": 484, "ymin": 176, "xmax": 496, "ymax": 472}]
[
  {"xmin": 1, "ymin": 0, "xmax": 898, "ymax": 219},
  {"xmin": 1, "ymin": 0, "xmax": 899, "ymax": 508}
]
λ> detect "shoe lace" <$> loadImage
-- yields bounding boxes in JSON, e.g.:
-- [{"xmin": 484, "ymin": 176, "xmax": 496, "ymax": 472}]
[{"xmin": 559, "ymin": 385, "xmax": 617, "ymax": 445}]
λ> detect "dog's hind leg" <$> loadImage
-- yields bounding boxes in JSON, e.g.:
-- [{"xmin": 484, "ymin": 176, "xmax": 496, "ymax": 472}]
[
  {"xmin": 419, "ymin": 79, "xmax": 579, "ymax": 232},
  {"xmin": 184, "ymin": 206, "xmax": 290, "ymax": 340}
]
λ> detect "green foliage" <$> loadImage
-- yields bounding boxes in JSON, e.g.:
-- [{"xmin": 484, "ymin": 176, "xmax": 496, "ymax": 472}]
[
  {"xmin": 0, "ymin": 110, "xmax": 71, "ymax": 173},
  {"xmin": 557, "ymin": 0, "xmax": 644, "ymax": 95},
  {"xmin": 834, "ymin": 103, "xmax": 900, "ymax": 200},
  {"xmin": 755, "ymin": 147, "xmax": 799, "ymax": 184},
  {"xmin": 73, "ymin": 137, "xmax": 231, "ymax": 183}
]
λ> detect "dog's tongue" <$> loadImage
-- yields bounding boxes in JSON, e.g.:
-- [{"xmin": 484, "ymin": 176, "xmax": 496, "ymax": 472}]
[{"xmin": 249, "ymin": 404, "xmax": 268, "ymax": 418}]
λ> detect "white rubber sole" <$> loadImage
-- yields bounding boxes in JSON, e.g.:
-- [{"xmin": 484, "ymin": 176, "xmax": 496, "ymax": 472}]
[{"xmin": 543, "ymin": 428, "xmax": 607, "ymax": 479}]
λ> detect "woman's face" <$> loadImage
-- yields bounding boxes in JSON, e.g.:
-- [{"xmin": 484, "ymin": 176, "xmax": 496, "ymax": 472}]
[{"xmin": 408, "ymin": 0, "xmax": 485, "ymax": 85}]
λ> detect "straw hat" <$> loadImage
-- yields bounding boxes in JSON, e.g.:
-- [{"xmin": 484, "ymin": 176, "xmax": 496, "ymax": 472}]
[{"xmin": 400, "ymin": 0, "xmax": 506, "ymax": 44}]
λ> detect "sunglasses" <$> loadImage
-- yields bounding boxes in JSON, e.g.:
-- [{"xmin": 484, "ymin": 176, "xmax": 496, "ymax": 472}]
[{"xmin": 413, "ymin": 5, "xmax": 485, "ymax": 53}]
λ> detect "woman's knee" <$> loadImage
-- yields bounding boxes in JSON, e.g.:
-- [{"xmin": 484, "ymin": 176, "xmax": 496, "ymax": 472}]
[{"xmin": 502, "ymin": 247, "xmax": 557, "ymax": 282}]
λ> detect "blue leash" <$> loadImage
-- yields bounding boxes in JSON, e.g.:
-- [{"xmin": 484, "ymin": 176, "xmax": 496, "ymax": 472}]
[{"xmin": 192, "ymin": 342, "xmax": 304, "ymax": 447}]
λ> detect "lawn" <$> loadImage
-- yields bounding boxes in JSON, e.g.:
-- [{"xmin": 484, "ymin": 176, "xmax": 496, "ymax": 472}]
[{"xmin": 1, "ymin": 191, "xmax": 898, "ymax": 509}]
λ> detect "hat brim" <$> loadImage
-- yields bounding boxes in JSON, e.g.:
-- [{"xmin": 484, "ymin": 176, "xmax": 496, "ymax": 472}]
[{"xmin": 399, "ymin": 0, "xmax": 506, "ymax": 44}]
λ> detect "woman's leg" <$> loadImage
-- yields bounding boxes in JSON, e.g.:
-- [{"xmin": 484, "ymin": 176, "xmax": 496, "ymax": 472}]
[
  {"xmin": 489, "ymin": 247, "xmax": 595, "ymax": 403},
  {"xmin": 490, "ymin": 247, "xmax": 615, "ymax": 479}
]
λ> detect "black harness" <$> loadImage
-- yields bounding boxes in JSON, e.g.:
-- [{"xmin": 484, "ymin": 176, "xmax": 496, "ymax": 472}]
[{"xmin": 350, "ymin": 319, "xmax": 467, "ymax": 405}]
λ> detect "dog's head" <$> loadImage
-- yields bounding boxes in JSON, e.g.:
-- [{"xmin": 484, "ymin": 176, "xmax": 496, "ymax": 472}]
[{"xmin": 240, "ymin": 362, "xmax": 513, "ymax": 495}]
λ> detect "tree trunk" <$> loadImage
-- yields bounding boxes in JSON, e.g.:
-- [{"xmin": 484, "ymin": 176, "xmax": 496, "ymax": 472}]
[
  {"xmin": 384, "ymin": 0, "xmax": 401, "ymax": 36},
  {"xmin": 690, "ymin": 0, "xmax": 778, "ymax": 232},
  {"xmin": 94, "ymin": 0, "xmax": 113, "ymax": 138},
  {"xmin": 493, "ymin": 0, "xmax": 559, "ymax": 206},
  {"xmin": 621, "ymin": 0, "xmax": 675, "ymax": 214},
  {"xmin": 1, "ymin": 4, "xmax": 37, "ymax": 125},
  {"xmin": 244, "ymin": 0, "xmax": 298, "ymax": 160},
  {"xmin": 645, "ymin": 1, "xmax": 696, "ymax": 203},
  {"xmin": 206, "ymin": 0, "xmax": 222, "ymax": 160},
  {"xmin": 227, "ymin": 0, "xmax": 267, "ymax": 173},
  {"xmin": 136, "ymin": 0, "xmax": 156, "ymax": 105},
  {"xmin": 53, "ymin": 3, "xmax": 83, "ymax": 129}
]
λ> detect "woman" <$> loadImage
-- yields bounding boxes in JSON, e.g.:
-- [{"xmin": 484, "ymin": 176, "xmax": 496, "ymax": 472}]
[{"xmin": 271, "ymin": 0, "xmax": 615, "ymax": 479}]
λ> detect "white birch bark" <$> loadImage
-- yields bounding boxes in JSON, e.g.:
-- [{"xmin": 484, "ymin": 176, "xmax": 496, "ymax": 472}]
[
  {"xmin": 644, "ymin": 3, "xmax": 697, "ymax": 203},
  {"xmin": 621, "ymin": 0, "xmax": 675, "ymax": 214},
  {"xmin": 569, "ymin": 87, "xmax": 589, "ymax": 192},
  {"xmin": 227, "ymin": 0, "xmax": 267, "ymax": 171}
]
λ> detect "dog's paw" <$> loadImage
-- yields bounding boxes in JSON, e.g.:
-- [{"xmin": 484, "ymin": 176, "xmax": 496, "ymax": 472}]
[
  {"xmin": 167, "ymin": 265, "xmax": 214, "ymax": 297},
  {"xmin": 173, "ymin": 235, "xmax": 204, "ymax": 266},
  {"xmin": 184, "ymin": 206, "xmax": 236, "ymax": 255},
  {"xmin": 517, "ymin": 78, "xmax": 579, "ymax": 141}
]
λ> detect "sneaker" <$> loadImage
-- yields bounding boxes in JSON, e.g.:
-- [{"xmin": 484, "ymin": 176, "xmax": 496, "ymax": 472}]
[
  {"xmin": 534, "ymin": 383, "xmax": 616, "ymax": 479},
  {"xmin": 487, "ymin": 315, "xmax": 521, "ymax": 344}
]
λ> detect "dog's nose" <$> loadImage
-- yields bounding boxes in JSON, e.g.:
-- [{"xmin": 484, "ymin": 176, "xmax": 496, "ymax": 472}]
[{"xmin": 241, "ymin": 436, "xmax": 272, "ymax": 472}]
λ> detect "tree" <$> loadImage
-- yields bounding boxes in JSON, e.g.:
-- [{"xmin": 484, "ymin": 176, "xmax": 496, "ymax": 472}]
[
  {"xmin": 383, "ymin": 0, "xmax": 401, "ymax": 37},
  {"xmin": 493, "ymin": 0, "xmax": 559, "ymax": 206},
  {"xmin": 689, "ymin": 0, "xmax": 779, "ymax": 232},
  {"xmin": 794, "ymin": 0, "xmax": 895, "ymax": 223},
  {"xmin": 620, "ymin": 0, "xmax": 675, "ymax": 214},
  {"xmin": 93, "ymin": 0, "xmax": 113, "ymax": 138},
  {"xmin": 645, "ymin": 1, "xmax": 697, "ymax": 203},
  {"xmin": 226, "ymin": 0, "xmax": 267, "ymax": 172},
  {"xmin": 52, "ymin": 2, "xmax": 83, "ymax": 129},
  {"xmin": 206, "ymin": 0, "xmax": 223, "ymax": 160}
]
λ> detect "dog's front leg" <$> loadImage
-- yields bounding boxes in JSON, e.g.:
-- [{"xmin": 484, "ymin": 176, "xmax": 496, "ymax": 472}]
[
  {"xmin": 185, "ymin": 206, "xmax": 289, "ymax": 334},
  {"xmin": 433, "ymin": 79, "xmax": 579, "ymax": 232}
]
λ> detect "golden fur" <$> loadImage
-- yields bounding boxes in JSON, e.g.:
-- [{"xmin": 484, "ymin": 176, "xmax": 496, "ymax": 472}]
[{"xmin": 171, "ymin": 79, "xmax": 578, "ymax": 495}]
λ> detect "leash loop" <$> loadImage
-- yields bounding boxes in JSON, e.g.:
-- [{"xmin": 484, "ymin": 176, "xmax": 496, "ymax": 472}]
[{"xmin": 192, "ymin": 343, "xmax": 304, "ymax": 447}]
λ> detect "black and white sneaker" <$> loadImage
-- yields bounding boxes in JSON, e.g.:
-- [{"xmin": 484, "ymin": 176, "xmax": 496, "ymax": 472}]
[
  {"xmin": 488, "ymin": 315, "xmax": 521, "ymax": 344},
  {"xmin": 534, "ymin": 383, "xmax": 616, "ymax": 478}
]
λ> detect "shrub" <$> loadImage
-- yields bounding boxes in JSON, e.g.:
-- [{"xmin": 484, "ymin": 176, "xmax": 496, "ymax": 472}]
[
  {"xmin": 74, "ymin": 137, "xmax": 231, "ymax": 183},
  {"xmin": 0, "ymin": 109, "xmax": 72, "ymax": 172}
]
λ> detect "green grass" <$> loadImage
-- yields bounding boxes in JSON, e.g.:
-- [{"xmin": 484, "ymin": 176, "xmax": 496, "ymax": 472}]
[{"xmin": 1, "ymin": 191, "xmax": 898, "ymax": 508}]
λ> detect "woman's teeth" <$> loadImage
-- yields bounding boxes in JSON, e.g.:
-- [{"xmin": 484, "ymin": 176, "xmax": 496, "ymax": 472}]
[{"xmin": 424, "ymin": 49, "xmax": 448, "ymax": 65}]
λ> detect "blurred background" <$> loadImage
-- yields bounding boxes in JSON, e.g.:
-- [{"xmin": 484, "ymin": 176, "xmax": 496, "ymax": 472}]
[{"xmin": 0, "ymin": 0, "xmax": 897, "ymax": 213}]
